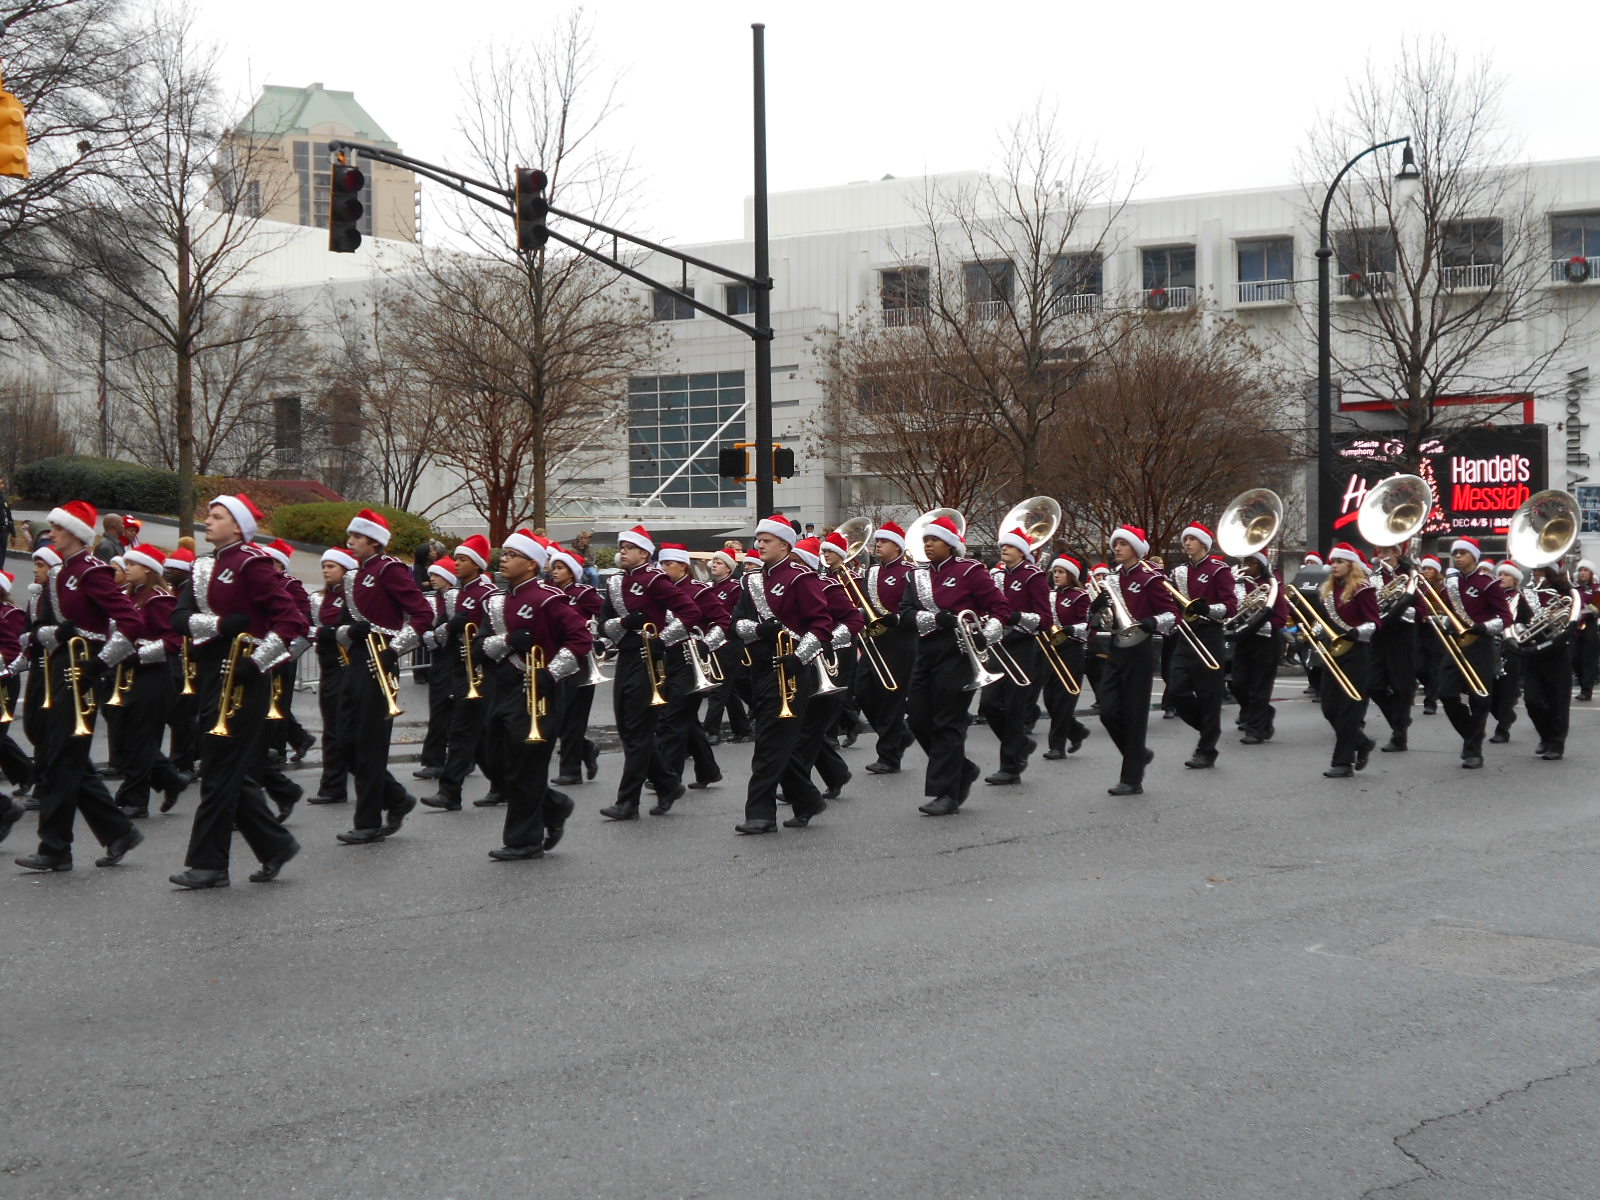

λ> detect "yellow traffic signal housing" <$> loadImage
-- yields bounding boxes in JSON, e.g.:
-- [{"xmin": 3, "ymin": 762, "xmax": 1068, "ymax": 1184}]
[{"xmin": 0, "ymin": 78, "xmax": 29, "ymax": 180}]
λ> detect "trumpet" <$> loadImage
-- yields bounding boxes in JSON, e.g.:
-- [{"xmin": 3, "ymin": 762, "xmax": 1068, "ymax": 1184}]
[
  {"xmin": 0, "ymin": 671, "xmax": 14, "ymax": 725},
  {"xmin": 772, "ymin": 629, "xmax": 798, "ymax": 719},
  {"xmin": 462, "ymin": 621, "xmax": 483, "ymax": 701},
  {"xmin": 640, "ymin": 622, "xmax": 668, "ymax": 707},
  {"xmin": 66, "ymin": 636, "xmax": 97, "ymax": 738},
  {"xmin": 525, "ymin": 646, "xmax": 548, "ymax": 742},
  {"xmin": 266, "ymin": 672, "xmax": 286, "ymax": 720},
  {"xmin": 180, "ymin": 636, "xmax": 198, "ymax": 696},
  {"xmin": 366, "ymin": 631, "xmax": 403, "ymax": 718},
  {"xmin": 209, "ymin": 633, "xmax": 254, "ymax": 737},
  {"xmin": 105, "ymin": 659, "xmax": 135, "ymax": 707}
]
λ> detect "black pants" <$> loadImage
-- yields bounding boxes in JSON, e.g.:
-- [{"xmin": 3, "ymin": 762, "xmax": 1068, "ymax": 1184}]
[
  {"xmin": 556, "ymin": 676, "xmax": 597, "ymax": 779},
  {"xmin": 34, "ymin": 660, "xmax": 134, "ymax": 859},
  {"xmin": 1319, "ymin": 642, "xmax": 1372, "ymax": 767},
  {"xmin": 855, "ymin": 627, "xmax": 915, "ymax": 768},
  {"xmin": 1369, "ymin": 622, "xmax": 1417, "ymax": 739},
  {"xmin": 317, "ymin": 661, "xmax": 350, "ymax": 800},
  {"xmin": 112, "ymin": 663, "xmax": 183, "ymax": 811},
  {"xmin": 1439, "ymin": 636, "xmax": 1499, "ymax": 759},
  {"xmin": 167, "ymin": 664, "xmax": 199, "ymax": 774},
  {"xmin": 1167, "ymin": 627, "xmax": 1225, "ymax": 759},
  {"xmin": 438, "ymin": 670, "xmax": 498, "ymax": 802},
  {"xmin": 798, "ymin": 647, "xmax": 853, "ymax": 793},
  {"xmin": 906, "ymin": 633, "xmax": 976, "ymax": 801},
  {"xmin": 1520, "ymin": 643, "xmax": 1571, "ymax": 749},
  {"xmin": 337, "ymin": 644, "xmax": 409, "ymax": 832},
  {"xmin": 1573, "ymin": 626, "xmax": 1598, "ymax": 693},
  {"xmin": 1158, "ymin": 634, "xmax": 1177, "ymax": 712},
  {"xmin": 420, "ymin": 656, "xmax": 453, "ymax": 769},
  {"xmin": 1415, "ymin": 630, "xmax": 1443, "ymax": 709},
  {"xmin": 22, "ymin": 657, "xmax": 47, "ymax": 793},
  {"xmin": 491, "ymin": 662, "xmax": 561, "ymax": 848},
  {"xmin": 978, "ymin": 637, "xmax": 1042, "ymax": 774},
  {"xmin": 265, "ymin": 660, "xmax": 310, "ymax": 757},
  {"xmin": 1228, "ymin": 634, "xmax": 1279, "ymax": 741},
  {"xmin": 743, "ymin": 645, "xmax": 820, "ymax": 822},
  {"xmin": 1042, "ymin": 642, "xmax": 1089, "ymax": 752},
  {"xmin": 0, "ymin": 674, "xmax": 32, "ymax": 789},
  {"xmin": 1099, "ymin": 637, "xmax": 1156, "ymax": 787},
  {"xmin": 702, "ymin": 646, "xmax": 752, "ymax": 739},
  {"xmin": 183, "ymin": 652, "xmax": 295, "ymax": 871},
  {"xmin": 656, "ymin": 648, "xmax": 715, "ymax": 786},
  {"xmin": 1084, "ymin": 652, "xmax": 1105, "ymax": 707},
  {"xmin": 1491, "ymin": 650, "xmax": 1523, "ymax": 736},
  {"xmin": 611, "ymin": 638, "xmax": 674, "ymax": 806}
]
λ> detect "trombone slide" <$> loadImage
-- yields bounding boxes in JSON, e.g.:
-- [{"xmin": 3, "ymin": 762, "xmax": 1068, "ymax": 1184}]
[
  {"xmin": 1283, "ymin": 587, "xmax": 1363, "ymax": 702},
  {"xmin": 1414, "ymin": 577, "xmax": 1491, "ymax": 698}
]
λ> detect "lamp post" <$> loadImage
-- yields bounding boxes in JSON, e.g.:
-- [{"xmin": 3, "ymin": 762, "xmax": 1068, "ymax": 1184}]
[{"xmin": 1314, "ymin": 137, "xmax": 1420, "ymax": 550}]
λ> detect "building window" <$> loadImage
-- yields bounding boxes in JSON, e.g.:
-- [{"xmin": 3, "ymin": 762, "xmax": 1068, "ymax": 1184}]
[
  {"xmin": 1141, "ymin": 246, "xmax": 1195, "ymax": 291},
  {"xmin": 880, "ymin": 267, "xmax": 930, "ymax": 315},
  {"xmin": 1552, "ymin": 212, "xmax": 1600, "ymax": 260},
  {"xmin": 651, "ymin": 287, "xmax": 696, "ymax": 322},
  {"xmin": 628, "ymin": 371, "xmax": 747, "ymax": 507},
  {"xmin": 1334, "ymin": 228, "xmax": 1398, "ymax": 275},
  {"xmin": 725, "ymin": 283, "xmax": 753, "ymax": 315},
  {"xmin": 1441, "ymin": 218, "xmax": 1502, "ymax": 287},
  {"xmin": 1050, "ymin": 253, "xmax": 1102, "ymax": 314},
  {"xmin": 1236, "ymin": 237, "xmax": 1293, "ymax": 302},
  {"xmin": 963, "ymin": 260, "xmax": 1014, "ymax": 308}
]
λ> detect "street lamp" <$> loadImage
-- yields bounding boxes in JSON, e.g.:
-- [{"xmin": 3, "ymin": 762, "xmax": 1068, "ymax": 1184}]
[{"xmin": 1313, "ymin": 137, "xmax": 1421, "ymax": 550}]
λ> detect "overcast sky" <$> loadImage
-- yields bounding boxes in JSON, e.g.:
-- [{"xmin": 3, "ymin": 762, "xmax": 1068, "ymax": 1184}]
[{"xmin": 202, "ymin": 0, "xmax": 1591, "ymax": 247}]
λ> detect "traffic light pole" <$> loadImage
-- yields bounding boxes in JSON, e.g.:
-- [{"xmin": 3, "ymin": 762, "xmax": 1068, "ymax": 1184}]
[{"xmin": 751, "ymin": 23, "xmax": 774, "ymax": 519}]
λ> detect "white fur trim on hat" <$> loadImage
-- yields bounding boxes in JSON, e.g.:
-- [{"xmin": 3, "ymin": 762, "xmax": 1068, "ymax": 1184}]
[
  {"xmin": 1181, "ymin": 524, "xmax": 1214, "ymax": 551},
  {"xmin": 209, "ymin": 495, "xmax": 259, "ymax": 541},
  {"xmin": 1329, "ymin": 545, "xmax": 1364, "ymax": 564},
  {"xmin": 428, "ymin": 560, "xmax": 458, "ymax": 584},
  {"xmin": 1577, "ymin": 559, "xmax": 1596, "ymax": 574},
  {"xmin": 618, "ymin": 525, "xmax": 655, "ymax": 554},
  {"xmin": 658, "ymin": 545, "xmax": 691, "ymax": 565},
  {"xmin": 1111, "ymin": 525, "xmax": 1149, "ymax": 559},
  {"xmin": 550, "ymin": 549, "xmax": 582, "ymax": 578},
  {"xmin": 47, "ymin": 505, "xmax": 98, "ymax": 545},
  {"xmin": 710, "ymin": 550, "xmax": 737, "ymax": 572},
  {"xmin": 347, "ymin": 512, "xmax": 390, "ymax": 546},
  {"xmin": 792, "ymin": 545, "xmax": 820, "ymax": 569},
  {"xmin": 1249, "ymin": 551, "xmax": 1272, "ymax": 572},
  {"xmin": 504, "ymin": 530, "xmax": 549, "ymax": 567},
  {"xmin": 259, "ymin": 542, "xmax": 290, "ymax": 568},
  {"xmin": 1497, "ymin": 561, "xmax": 1524, "ymax": 583},
  {"xmin": 873, "ymin": 525, "xmax": 906, "ymax": 550},
  {"xmin": 33, "ymin": 546, "xmax": 62, "ymax": 568},
  {"xmin": 924, "ymin": 518, "xmax": 963, "ymax": 551},
  {"xmin": 321, "ymin": 547, "xmax": 358, "ymax": 571},
  {"xmin": 110, "ymin": 556, "xmax": 126, "ymax": 571},
  {"xmin": 124, "ymin": 547, "xmax": 166, "ymax": 574},
  {"xmin": 755, "ymin": 517, "xmax": 798, "ymax": 546},
  {"xmin": 998, "ymin": 528, "xmax": 1034, "ymax": 558},
  {"xmin": 1419, "ymin": 555, "xmax": 1442, "ymax": 571},
  {"xmin": 1050, "ymin": 556, "xmax": 1080, "ymax": 579},
  {"xmin": 1450, "ymin": 538, "xmax": 1482, "ymax": 561}
]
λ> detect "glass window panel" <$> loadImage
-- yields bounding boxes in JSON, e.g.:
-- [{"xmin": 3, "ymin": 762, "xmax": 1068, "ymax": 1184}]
[
  {"xmin": 719, "ymin": 371, "xmax": 745, "ymax": 389},
  {"xmin": 689, "ymin": 373, "xmax": 718, "ymax": 391}
]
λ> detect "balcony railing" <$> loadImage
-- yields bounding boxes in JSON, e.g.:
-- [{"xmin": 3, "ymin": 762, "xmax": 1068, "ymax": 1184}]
[
  {"xmin": 880, "ymin": 305, "xmax": 929, "ymax": 327},
  {"xmin": 967, "ymin": 299, "xmax": 1008, "ymax": 322},
  {"xmin": 1549, "ymin": 257, "xmax": 1595, "ymax": 284},
  {"xmin": 1142, "ymin": 286, "xmax": 1195, "ymax": 311},
  {"xmin": 1048, "ymin": 292, "xmax": 1102, "ymax": 317},
  {"xmin": 1337, "ymin": 271, "xmax": 1393, "ymax": 298},
  {"xmin": 1439, "ymin": 262, "xmax": 1501, "ymax": 290},
  {"xmin": 1235, "ymin": 279, "xmax": 1294, "ymax": 304}
]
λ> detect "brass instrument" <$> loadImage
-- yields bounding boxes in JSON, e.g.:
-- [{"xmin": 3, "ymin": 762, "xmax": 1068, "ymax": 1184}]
[
  {"xmin": 1224, "ymin": 578, "xmax": 1280, "ymax": 634},
  {"xmin": 640, "ymin": 621, "xmax": 668, "ymax": 707},
  {"xmin": 462, "ymin": 621, "xmax": 483, "ymax": 701},
  {"xmin": 180, "ymin": 637, "xmax": 198, "ymax": 695},
  {"xmin": 525, "ymin": 646, "xmax": 548, "ymax": 742},
  {"xmin": 685, "ymin": 630, "xmax": 721, "ymax": 696},
  {"xmin": 1084, "ymin": 571, "xmax": 1148, "ymax": 648},
  {"xmin": 366, "ymin": 631, "xmax": 404, "ymax": 718},
  {"xmin": 1505, "ymin": 489, "xmax": 1583, "ymax": 652},
  {"xmin": 65, "ymin": 636, "xmax": 97, "ymax": 738},
  {"xmin": 1217, "ymin": 488, "xmax": 1282, "ymax": 634},
  {"xmin": 1143, "ymin": 561, "xmax": 1223, "ymax": 671},
  {"xmin": 0, "ymin": 671, "xmax": 13, "ymax": 724},
  {"xmin": 1357, "ymin": 474, "xmax": 1432, "ymax": 615},
  {"xmin": 831, "ymin": 515, "xmax": 899, "ymax": 691},
  {"xmin": 1283, "ymin": 586, "xmax": 1365, "ymax": 702},
  {"xmin": 954, "ymin": 609, "xmax": 1006, "ymax": 691},
  {"xmin": 106, "ymin": 659, "xmax": 134, "ymax": 707},
  {"xmin": 773, "ymin": 628, "xmax": 798, "ymax": 719},
  {"xmin": 266, "ymin": 672, "xmax": 286, "ymax": 720},
  {"xmin": 813, "ymin": 648, "xmax": 847, "ymax": 696},
  {"xmin": 580, "ymin": 619, "xmax": 610, "ymax": 687},
  {"xmin": 998, "ymin": 495, "xmax": 1077, "ymax": 692},
  {"xmin": 41, "ymin": 647, "xmax": 53, "ymax": 709},
  {"xmin": 208, "ymin": 632, "xmax": 253, "ymax": 737}
]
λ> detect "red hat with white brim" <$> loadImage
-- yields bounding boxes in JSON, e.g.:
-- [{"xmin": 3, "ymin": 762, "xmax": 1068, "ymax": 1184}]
[
  {"xmin": 792, "ymin": 537, "xmax": 822, "ymax": 569},
  {"xmin": 1328, "ymin": 542, "xmax": 1367, "ymax": 566},
  {"xmin": 1498, "ymin": 561, "xmax": 1524, "ymax": 583},
  {"xmin": 997, "ymin": 527, "xmax": 1034, "ymax": 558},
  {"xmin": 1111, "ymin": 525, "xmax": 1149, "ymax": 558},
  {"xmin": 618, "ymin": 525, "xmax": 655, "ymax": 554},
  {"xmin": 32, "ymin": 545, "xmax": 63, "ymax": 568},
  {"xmin": 260, "ymin": 539, "xmax": 293, "ymax": 568},
  {"xmin": 428, "ymin": 557, "xmax": 458, "ymax": 584},
  {"xmin": 1051, "ymin": 555, "xmax": 1081, "ymax": 579},
  {"xmin": 48, "ymin": 499, "xmax": 99, "ymax": 545},
  {"xmin": 1181, "ymin": 521, "xmax": 1215, "ymax": 551},
  {"xmin": 822, "ymin": 531, "xmax": 850, "ymax": 561},
  {"xmin": 124, "ymin": 543, "xmax": 168, "ymax": 574},
  {"xmin": 755, "ymin": 515, "xmax": 798, "ymax": 546},
  {"xmin": 658, "ymin": 543, "xmax": 691, "ymax": 564},
  {"xmin": 873, "ymin": 521, "xmax": 906, "ymax": 551},
  {"xmin": 549, "ymin": 545, "xmax": 584, "ymax": 577},
  {"xmin": 347, "ymin": 508, "xmax": 391, "ymax": 547},
  {"xmin": 210, "ymin": 494, "xmax": 264, "ymax": 542},
  {"xmin": 455, "ymin": 535, "xmax": 491, "ymax": 570},
  {"xmin": 923, "ymin": 515, "xmax": 963, "ymax": 551},
  {"xmin": 321, "ymin": 547, "xmax": 358, "ymax": 571},
  {"xmin": 1450, "ymin": 536, "xmax": 1482, "ymax": 561},
  {"xmin": 504, "ymin": 528, "xmax": 549, "ymax": 567}
]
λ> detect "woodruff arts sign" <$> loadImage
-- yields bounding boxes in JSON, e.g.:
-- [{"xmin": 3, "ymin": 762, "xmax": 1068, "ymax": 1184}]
[{"xmin": 1328, "ymin": 424, "xmax": 1549, "ymax": 542}]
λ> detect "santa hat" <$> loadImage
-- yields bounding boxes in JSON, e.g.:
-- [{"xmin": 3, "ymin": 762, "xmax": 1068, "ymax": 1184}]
[
  {"xmin": 504, "ymin": 528, "xmax": 549, "ymax": 567},
  {"xmin": 755, "ymin": 515, "xmax": 798, "ymax": 546},
  {"xmin": 124, "ymin": 543, "xmax": 168, "ymax": 574},
  {"xmin": 658, "ymin": 543, "xmax": 692, "ymax": 565},
  {"xmin": 347, "ymin": 507, "xmax": 391, "ymax": 546},
  {"xmin": 710, "ymin": 550, "xmax": 738, "ymax": 572},
  {"xmin": 123, "ymin": 516, "xmax": 142, "ymax": 537},
  {"xmin": 1328, "ymin": 542, "xmax": 1367, "ymax": 566},
  {"xmin": 618, "ymin": 525, "xmax": 655, "ymax": 555},
  {"xmin": 1578, "ymin": 559, "xmax": 1597, "ymax": 575},
  {"xmin": 1419, "ymin": 555, "xmax": 1442, "ymax": 572},
  {"xmin": 997, "ymin": 527, "xmax": 1034, "ymax": 558},
  {"xmin": 1247, "ymin": 549, "xmax": 1273, "ymax": 573},
  {"xmin": 259, "ymin": 539, "xmax": 294, "ymax": 568},
  {"xmin": 1497, "ymin": 561, "xmax": 1525, "ymax": 584},
  {"xmin": 792, "ymin": 537, "xmax": 822, "ymax": 569},
  {"xmin": 1051, "ymin": 555, "xmax": 1082, "ymax": 580},
  {"xmin": 1091, "ymin": 562, "xmax": 1110, "ymax": 577},
  {"xmin": 1110, "ymin": 525, "xmax": 1149, "ymax": 558},
  {"xmin": 1450, "ymin": 536, "xmax": 1482, "ymax": 561},
  {"xmin": 455, "ymin": 535, "xmax": 491, "ymax": 571},
  {"xmin": 0, "ymin": 569, "xmax": 12, "ymax": 595},
  {"xmin": 32, "ymin": 545, "xmax": 62, "ymax": 569},
  {"xmin": 548, "ymin": 544, "xmax": 584, "ymax": 578},
  {"xmin": 110, "ymin": 555, "xmax": 126, "ymax": 572},
  {"xmin": 873, "ymin": 521, "xmax": 907, "ymax": 551},
  {"xmin": 428, "ymin": 557, "xmax": 459, "ymax": 585},
  {"xmin": 1181, "ymin": 521, "xmax": 1215, "ymax": 551},
  {"xmin": 47, "ymin": 499, "xmax": 99, "ymax": 545},
  {"xmin": 210, "ymin": 494, "xmax": 264, "ymax": 542},
  {"xmin": 321, "ymin": 547, "xmax": 358, "ymax": 571},
  {"xmin": 166, "ymin": 547, "xmax": 195, "ymax": 573},
  {"xmin": 922, "ymin": 515, "xmax": 964, "ymax": 551},
  {"xmin": 1303, "ymin": 552, "xmax": 1324, "ymax": 566},
  {"xmin": 822, "ymin": 530, "xmax": 850, "ymax": 561}
]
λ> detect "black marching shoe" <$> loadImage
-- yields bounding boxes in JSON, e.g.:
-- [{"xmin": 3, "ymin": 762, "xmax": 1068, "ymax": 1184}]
[
  {"xmin": 543, "ymin": 794, "xmax": 576, "ymax": 851},
  {"xmin": 783, "ymin": 799, "xmax": 826, "ymax": 828},
  {"xmin": 169, "ymin": 867, "xmax": 229, "ymax": 889},
  {"xmin": 583, "ymin": 742, "xmax": 600, "ymax": 779},
  {"xmin": 1068, "ymin": 731, "xmax": 1087, "ymax": 754},
  {"xmin": 1184, "ymin": 753, "xmax": 1216, "ymax": 770},
  {"xmin": 336, "ymin": 827, "xmax": 385, "ymax": 844},
  {"xmin": 552, "ymin": 774, "xmax": 582, "ymax": 787},
  {"xmin": 689, "ymin": 772, "xmax": 723, "ymax": 790},
  {"xmin": 600, "ymin": 801, "xmax": 640, "ymax": 821},
  {"xmin": 472, "ymin": 791, "xmax": 505, "ymax": 807},
  {"xmin": 958, "ymin": 760, "xmax": 980, "ymax": 803},
  {"xmin": 96, "ymin": 826, "xmax": 144, "ymax": 867},
  {"xmin": 821, "ymin": 772, "xmax": 849, "ymax": 800},
  {"xmin": 1461, "ymin": 756, "xmax": 1484, "ymax": 769},
  {"xmin": 1535, "ymin": 740, "xmax": 1548, "ymax": 756},
  {"xmin": 249, "ymin": 841, "xmax": 300, "ymax": 883},
  {"xmin": 159, "ymin": 779, "xmax": 185, "ymax": 813},
  {"xmin": 1240, "ymin": 734, "xmax": 1263, "ymax": 745},
  {"xmin": 421, "ymin": 793, "xmax": 462, "ymax": 811},
  {"xmin": 1422, "ymin": 704, "xmax": 1437, "ymax": 715},
  {"xmin": 1143, "ymin": 748, "xmax": 1155, "ymax": 766},
  {"xmin": 1354, "ymin": 739, "xmax": 1375, "ymax": 772},
  {"xmin": 118, "ymin": 805, "xmax": 150, "ymax": 820},
  {"xmin": 307, "ymin": 793, "xmax": 347, "ymax": 805},
  {"xmin": 16, "ymin": 852, "xmax": 72, "ymax": 872},
  {"xmin": 0, "ymin": 800, "xmax": 25, "ymax": 846},
  {"xmin": 1323, "ymin": 764, "xmax": 1354, "ymax": 779},
  {"xmin": 1489, "ymin": 730, "xmax": 1510, "ymax": 744},
  {"xmin": 984, "ymin": 770, "xmax": 1021, "ymax": 785},
  {"xmin": 1042, "ymin": 747, "xmax": 1067, "ymax": 761},
  {"xmin": 1107, "ymin": 782, "xmax": 1143, "ymax": 796},
  {"xmin": 380, "ymin": 793, "xmax": 417, "ymax": 836},
  {"xmin": 489, "ymin": 844, "xmax": 544, "ymax": 861},
  {"xmin": 841, "ymin": 729, "xmax": 860, "ymax": 749},
  {"xmin": 412, "ymin": 765, "xmax": 443, "ymax": 780},
  {"xmin": 918, "ymin": 795, "xmax": 961, "ymax": 816},
  {"xmin": 649, "ymin": 784, "xmax": 686, "ymax": 816},
  {"xmin": 734, "ymin": 819, "xmax": 778, "ymax": 834},
  {"xmin": 864, "ymin": 760, "xmax": 899, "ymax": 774},
  {"xmin": 1380, "ymin": 736, "xmax": 1407, "ymax": 753},
  {"xmin": 289, "ymin": 729, "xmax": 317, "ymax": 762},
  {"xmin": 1542, "ymin": 744, "xmax": 1564, "ymax": 761},
  {"xmin": 274, "ymin": 788, "xmax": 302, "ymax": 824}
]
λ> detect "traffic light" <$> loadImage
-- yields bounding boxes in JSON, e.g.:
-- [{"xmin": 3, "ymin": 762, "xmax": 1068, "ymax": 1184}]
[
  {"xmin": 0, "ymin": 78, "xmax": 28, "ymax": 180},
  {"xmin": 772, "ymin": 445, "xmax": 795, "ymax": 481},
  {"xmin": 328, "ymin": 157, "xmax": 364, "ymax": 253},
  {"xmin": 515, "ymin": 168, "xmax": 549, "ymax": 251},
  {"xmin": 718, "ymin": 446, "xmax": 749, "ymax": 480}
]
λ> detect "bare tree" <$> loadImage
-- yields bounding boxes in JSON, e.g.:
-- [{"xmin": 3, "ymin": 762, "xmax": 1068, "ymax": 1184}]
[
  {"xmin": 0, "ymin": 371, "xmax": 76, "ymax": 480},
  {"xmin": 1299, "ymin": 38, "xmax": 1572, "ymax": 467}
]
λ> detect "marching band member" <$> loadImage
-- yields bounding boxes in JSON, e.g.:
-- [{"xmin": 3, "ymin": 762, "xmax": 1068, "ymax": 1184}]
[
  {"xmin": 259, "ymin": 539, "xmax": 318, "ymax": 766},
  {"xmin": 308, "ymin": 548, "xmax": 356, "ymax": 806},
  {"xmin": 1367, "ymin": 542, "xmax": 1419, "ymax": 753},
  {"xmin": 978, "ymin": 526, "xmax": 1048, "ymax": 785},
  {"xmin": 1573, "ymin": 559, "xmax": 1598, "ymax": 702},
  {"xmin": 168, "ymin": 494, "xmax": 307, "ymax": 887},
  {"xmin": 0, "ymin": 570, "xmax": 32, "ymax": 818},
  {"xmin": 598, "ymin": 525, "xmax": 701, "ymax": 821},
  {"xmin": 799, "ymin": 533, "xmax": 862, "ymax": 801},
  {"xmin": 729, "ymin": 516, "xmax": 834, "ymax": 833},
  {"xmin": 1312, "ymin": 544, "xmax": 1378, "ymax": 779},
  {"xmin": 656, "ymin": 543, "xmax": 726, "ymax": 793},
  {"xmin": 1084, "ymin": 562, "xmax": 1111, "ymax": 707},
  {"xmin": 1165, "ymin": 521, "xmax": 1236, "ymax": 769},
  {"xmin": 1507, "ymin": 562, "xmax": 1575, "ymax": 761},
  {"xmin": 16, "ymin": 547, "xmax": 61, "ymax": 814},
  {"xmin": 162, "ymin": 546, "xmax": 199, "ymax": 783},
  {"xmin": 898, "ymin": 515, "xmax": 1012, "ymax": 816},
  {"xmin": 111, "ymin": 544, "xmax": 188, "ymax": 819},
  {"xmin": 1426, "ymin": 536, "xmax": 1513, "ymax": 770},
  {"xmin": 422, "ymin": 534, "xmax": 503, "ymax": 812},
  {"xmin": 1227, "ymin": 549, "xmax": 1288, "ymax": 745},
  {"xmin": 1295, "ymin": 551, "xmax": 1328, "ymax": 696},
  {"xmin": 418, "ymin": 555, "xmax": 459, "ymax": 779},
  {"xmin": 334, "ymin": 508, "xmax": 434, "ymax": 844},
  {"xmin": 1490, "ymin": 562, "xmax": 1525, "ymax": 744},
  {"xmin": 478, "ymin": 529, "xmax": 591, "ymax": 859},
  {"xmin": 15, "ymin": 500, "xmax": 146, "ymax": 874},
  {"xmin": 1093, "ymin": 526, "xmax": 1179, "ymax": 796},
  {"xmin": 857, "ymin": 521, "xmax": 916, "ymax": 776},
  {"xmin": 547, "ymin": 544, "xmax": 603, "ymax": 787},
  {"xmin": 700, "ymin": 550, "xmax": 752, "ymax": 744},
  {"xmin": 1040, "ymin": 555, "xmax": 1091, "ymax": 759},
  {"xmin": 1414, "ymin": 555, "xmax": 1445, "ymax": 716}
]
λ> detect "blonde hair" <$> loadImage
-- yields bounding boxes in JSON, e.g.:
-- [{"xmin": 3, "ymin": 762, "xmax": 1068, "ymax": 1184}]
[{"xmin": 1320, "ymin": 560, "xmax": 1369, "ymax": 606}]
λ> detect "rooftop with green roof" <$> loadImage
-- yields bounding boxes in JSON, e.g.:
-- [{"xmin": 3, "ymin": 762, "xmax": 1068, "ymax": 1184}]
[{"xmin": 234, "ymin": 82, "xmax": 398, "ymax": 147}]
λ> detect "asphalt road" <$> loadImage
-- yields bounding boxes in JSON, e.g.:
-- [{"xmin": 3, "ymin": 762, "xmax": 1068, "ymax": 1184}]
[{"xmin": 4, "ymin": 677, "xmax": 1599, "ymax": 1200}]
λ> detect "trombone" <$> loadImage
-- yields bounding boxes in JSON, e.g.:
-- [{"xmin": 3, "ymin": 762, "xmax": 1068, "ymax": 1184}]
[
  {"xmin": 525, "ymin": 646, "xmax": 548, "ymax": 742},
  {"xmin": 65, "ymin": 636, "xmax": 97, "ymax": 738},
  {"xmin": 1143, "ymin": 561, "xmax": 1222, "ymax": 671},
  {"xmin": 830, "ymin": 515, "xmax": 899, "ymax": 691},
  {"xmin": 639, "ymin": 621, "xmax": 668, "ymax": 707}
]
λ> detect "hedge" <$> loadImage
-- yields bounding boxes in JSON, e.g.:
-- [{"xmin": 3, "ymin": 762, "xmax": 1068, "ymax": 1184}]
[
  {"xmin": 272, "ymin": 501, "xmax": 436, "ymax": 557},
  {"xmin": 16, "ymin": 456, "xmax": 181, "ymax": 514}
]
